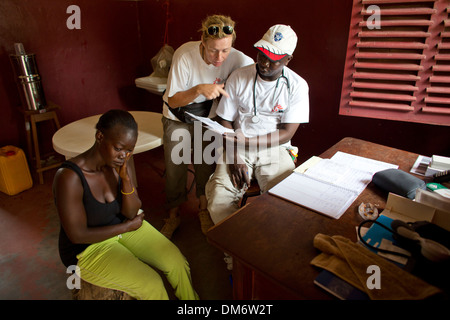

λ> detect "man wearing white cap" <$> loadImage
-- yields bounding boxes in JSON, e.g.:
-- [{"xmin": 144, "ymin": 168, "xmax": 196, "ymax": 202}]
[
  {"xmin": 206, "ymin": 25, "xmax": 310, "ymax": 230},
  {"xmin": 160, "ymin": 15, "xmax": 253, "ymax": 239}
]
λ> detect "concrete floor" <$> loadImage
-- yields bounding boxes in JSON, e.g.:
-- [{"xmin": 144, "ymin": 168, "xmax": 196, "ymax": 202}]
[{"xmin": 0, "ymin": 146, "xmax": 233, "ymax": 300}]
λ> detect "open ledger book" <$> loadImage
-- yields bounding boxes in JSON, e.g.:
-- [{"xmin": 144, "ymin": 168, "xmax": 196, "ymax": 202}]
[{"xmin": 268, "ymin": 152, "xmax": 398, "ymax": 219}]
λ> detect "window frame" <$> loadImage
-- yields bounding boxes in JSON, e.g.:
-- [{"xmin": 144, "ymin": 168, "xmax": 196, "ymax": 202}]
[{"xmin": 339, "ymin": 0, "xmax": 450, "ymax": 126}]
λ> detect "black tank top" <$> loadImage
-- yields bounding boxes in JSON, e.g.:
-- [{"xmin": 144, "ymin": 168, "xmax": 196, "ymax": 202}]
[{"xmin": 57, "ymin": 161, "xmax": 124, "ymax": 267}]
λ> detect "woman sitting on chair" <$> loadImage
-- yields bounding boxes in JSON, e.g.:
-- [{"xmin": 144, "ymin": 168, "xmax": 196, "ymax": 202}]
[{"xmin": 53, "ymin": 109, "xmax": 198, "ymax": 300}]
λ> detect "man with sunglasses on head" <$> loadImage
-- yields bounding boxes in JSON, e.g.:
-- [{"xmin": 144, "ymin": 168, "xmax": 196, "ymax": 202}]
[
  {"xmin": 206, "ymin": 25, "xmax": 309, "ymax": 256},
  {"xmin": 161, "ymin": 15, "xmax": 253, "ymax": 239}
]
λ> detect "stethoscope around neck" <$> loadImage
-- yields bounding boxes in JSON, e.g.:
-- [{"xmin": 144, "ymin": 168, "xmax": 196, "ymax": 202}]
[{"xmin": 252, "ymin": 68, "xmax": 291, "ymax": 124}]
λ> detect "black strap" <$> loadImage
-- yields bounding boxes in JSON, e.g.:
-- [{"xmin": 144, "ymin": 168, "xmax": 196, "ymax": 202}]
[
  {"xmin": 61, "ymin": 161, "xmax": 88, "ymax": 189},
  {"xmin": 60, "ymin": 160, "xmax": 122, "ymax": 193},
  {"xmin": 165, "ymin": 100, "xmax": 213, "ymax": 123}
]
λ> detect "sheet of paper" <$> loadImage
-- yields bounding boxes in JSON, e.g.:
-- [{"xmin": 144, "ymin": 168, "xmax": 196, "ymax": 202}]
[
  {"xmin": 294, "ymin": 156, "xmax": 322, "ymax": 174},
  {"xmin": 185, "ymin": 112, "xmax": 235, "ymax": 135},
  {"xmin": 330, "ymin": 151, "xmax": 398, "ymax": 173}
]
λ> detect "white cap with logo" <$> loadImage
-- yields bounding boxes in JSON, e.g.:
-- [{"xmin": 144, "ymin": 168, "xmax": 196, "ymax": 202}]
[{"xmin": 254, "ymin": 25, "xmax": 298, "ymax": 61}]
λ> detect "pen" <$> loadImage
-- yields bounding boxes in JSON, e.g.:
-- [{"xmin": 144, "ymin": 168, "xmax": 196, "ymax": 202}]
[
  {"xmin": 288, "ymin": 149, "xmax": 297, "ymax": 162},
  {"xmin": 244, "ymin": 171, "xmax": 249, "ymax": 190}
]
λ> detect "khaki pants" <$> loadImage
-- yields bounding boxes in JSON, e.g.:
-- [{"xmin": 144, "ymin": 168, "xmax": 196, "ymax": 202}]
[
  {"xmin": 206, "ymin": 145, "xmax": 296, "ymax": 224},
  {"xmin": 162, "ymin": 117, "xmax": 216, "ymax": 209}
]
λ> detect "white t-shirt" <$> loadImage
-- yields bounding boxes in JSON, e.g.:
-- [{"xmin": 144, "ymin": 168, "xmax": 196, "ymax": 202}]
[
  {"xmin": 162, "ymin": 41, "xmax": 254, "ymax": 121},
  {"xmin": 217, "ymin": 64, "xmax": 309, "ymax": 138}
]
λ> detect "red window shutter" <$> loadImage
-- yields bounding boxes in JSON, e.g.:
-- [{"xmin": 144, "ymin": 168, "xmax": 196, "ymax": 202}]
[{"xmin": 339, "ymin": 0, "xmax": 450, "ymax": 126}]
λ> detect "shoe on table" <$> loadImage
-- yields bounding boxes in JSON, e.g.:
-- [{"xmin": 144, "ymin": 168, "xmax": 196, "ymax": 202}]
[
  {"xmin": 160, "ymin": 216, "xmax": 181, "ymax": 239},
  {"xmin": 198, "ymin": 209, "xmax": 214, "ymax": 235}
]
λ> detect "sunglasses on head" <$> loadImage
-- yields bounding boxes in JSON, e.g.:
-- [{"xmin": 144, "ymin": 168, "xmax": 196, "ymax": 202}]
[{"xmin": 207, "ymin": 25, "xmax": 234, "ymax": 36}]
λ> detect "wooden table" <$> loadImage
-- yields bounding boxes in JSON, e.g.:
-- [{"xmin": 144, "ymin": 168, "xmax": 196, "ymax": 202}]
[
  {"xmin": 207, "ymin": 137, "xmax": 422, "ymax": 299},
  {"xmin": 52, "ymin": 111, "xmax": 163, "ymax": 185}
]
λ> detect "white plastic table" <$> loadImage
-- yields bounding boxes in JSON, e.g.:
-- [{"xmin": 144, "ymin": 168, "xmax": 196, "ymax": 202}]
[{"xmin": 52, "ymin": 111, "xmax": 163, "ymax": 185}]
